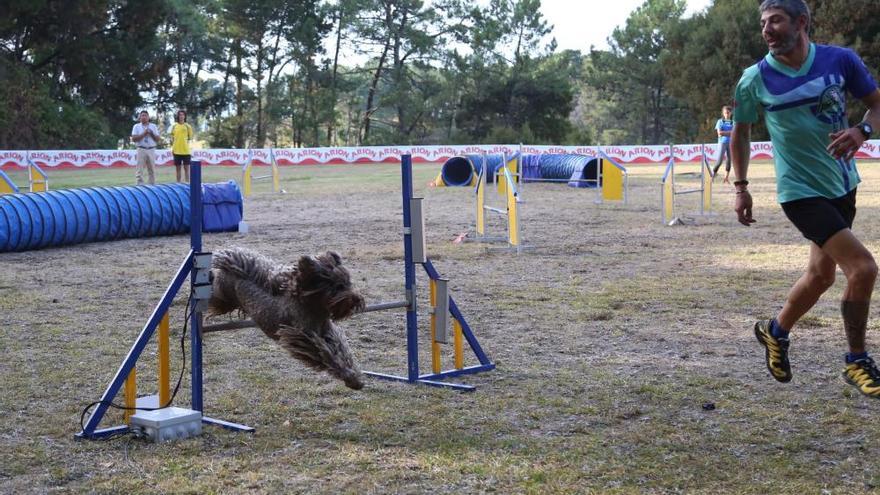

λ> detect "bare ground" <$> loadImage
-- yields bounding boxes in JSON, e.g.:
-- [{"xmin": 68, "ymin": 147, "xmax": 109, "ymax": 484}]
[{"xmin": 2, "ymin": 161, "xmax": 880, "ymax": 494}]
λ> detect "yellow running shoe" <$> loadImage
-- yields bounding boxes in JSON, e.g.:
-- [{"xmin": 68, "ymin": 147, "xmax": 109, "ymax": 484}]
[
  {"xmin": 754, "ymin": 320, "xmax": 792, "ymax": 383},
  {"xmin": 843, "ymin": 357, "xmax": 880, "ymax": 398}
]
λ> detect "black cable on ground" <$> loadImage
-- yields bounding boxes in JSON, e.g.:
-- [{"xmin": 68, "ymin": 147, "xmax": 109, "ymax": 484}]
[{"xmin": 78, "ymin": 290, "xmax": 194, "ymax": 440}]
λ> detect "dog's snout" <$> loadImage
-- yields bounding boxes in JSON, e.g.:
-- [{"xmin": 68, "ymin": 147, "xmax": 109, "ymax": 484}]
[{"xmin": 345, "ymin": 375, "xmax": 365, "ymax": 390}]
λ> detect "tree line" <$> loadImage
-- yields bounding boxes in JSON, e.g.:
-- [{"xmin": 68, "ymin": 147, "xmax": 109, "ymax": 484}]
[{"xmin": 1, "ymin": 0, "xmax": 878, "ymax": 150}]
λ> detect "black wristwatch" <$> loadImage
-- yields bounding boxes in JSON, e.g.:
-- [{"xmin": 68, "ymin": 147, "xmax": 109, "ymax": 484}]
[{"xmin": 856, "ymin": 121, "xmax": 873, "ymax": 140}]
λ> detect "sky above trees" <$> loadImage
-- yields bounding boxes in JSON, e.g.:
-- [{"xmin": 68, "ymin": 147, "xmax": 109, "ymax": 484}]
[{"xmin": 1, "ymin": 0, "xmax": 878, "ymax": 150}]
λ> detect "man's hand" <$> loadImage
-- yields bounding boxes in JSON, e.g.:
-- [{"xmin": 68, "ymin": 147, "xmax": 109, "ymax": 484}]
[
  {"xmin": 827, "ymin": 128, "xmax": 865, "ymax": 161},
  {"xmin": 734, "ymin": 190, "xmax": 756, "ymax": 226}
]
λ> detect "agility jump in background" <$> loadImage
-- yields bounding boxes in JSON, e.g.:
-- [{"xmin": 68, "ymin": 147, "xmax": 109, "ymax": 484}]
[
  {"xmin": 241, "ymin": 148, "xmax": 281, "ymax": 197},
  {"xmin": 0, "ymin": 156, "xmax": 48, "ymax": 195},
  {"xmin": 461, "ymin": 149, "xmax": 627, "ymax": 252},
  {"xmin": 661, "ymin": 144, "xmax": 714, "ymax": 225}
]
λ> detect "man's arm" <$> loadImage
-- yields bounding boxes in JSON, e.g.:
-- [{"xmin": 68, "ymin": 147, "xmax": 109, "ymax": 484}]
[
  {"xmin": 716, "ymin": 120, "xmax": 732, "ymax": 137},
  {"xmin": 150, "ymin": 124, "xmax": 163, "ymax": 146},
  {"xmin": 828, "ymin": 89, "xmax": 880, "ymax": 160},
  {"xmin": 861, "ymin": 90, "xmax": 880, "ymax": 130},
  {"xmin": 131, "ymin": 125, "xmax": 145, "ymax": 143},
  {"xmin": 730, "ymin": 122, "xmax": 755, "ymax": 226}
]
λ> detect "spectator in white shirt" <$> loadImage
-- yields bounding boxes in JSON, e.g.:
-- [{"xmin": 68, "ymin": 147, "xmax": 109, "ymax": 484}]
[{"xmin": 130, "ymin": 110, "xmax": 160, "ymax": 185}]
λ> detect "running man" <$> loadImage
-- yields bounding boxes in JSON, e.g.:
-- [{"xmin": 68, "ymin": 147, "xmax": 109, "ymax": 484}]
[{"xmin": 731, "ymin": 0, "xmax": 880, "ymax": 397}]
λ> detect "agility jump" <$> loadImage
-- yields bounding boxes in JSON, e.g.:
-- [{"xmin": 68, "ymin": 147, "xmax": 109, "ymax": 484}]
[
  {"xmin": 361, "ymin": 154, "xmax": 495, "ymax": 390},
  {"xmin": 470, "ymin": 149, "xmax": 627, "ymax": 251},
  {"xmin": 77, "ymin": 161, "xmax": 254, "ymax": 439},
  {"xmin": 593, "ymin": 149, "xmax": 628, "ymax": 204},
  {"xmin": 203, "ymin": 155, "xmax": 495, "ymax": 390},
  {"xmin": 472, "ymin": 152, "xmax": 527, "ymax": 252},
  {"xmin": 241, "ymin": 148, "xmax": 281, "ymax": 197},
  {"xmin": 661, "ymin": 144, "xmax": 713, "ymax": 225},
  {"xmin": 0, "ymin": 158, "xmax": 48, "ymax": 195},
  {"xmin": 519, "ymin": 148, "xmax": 628, "ymax": 204},
  {"xmin": 435, "ymin": 149, "xmax": 628, "ymax": 206}
]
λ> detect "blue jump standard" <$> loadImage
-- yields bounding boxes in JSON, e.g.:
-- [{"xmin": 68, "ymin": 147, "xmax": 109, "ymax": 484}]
[
  {"xmin": 76, "ymin": 161, "xmax": 253, "ymax": 440},
  {"xmin": 362, "ymin": 154, "xmax": 495, "ymax": 392}
]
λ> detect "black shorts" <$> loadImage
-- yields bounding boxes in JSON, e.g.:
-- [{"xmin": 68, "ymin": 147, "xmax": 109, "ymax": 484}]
[
  {"xmin": 780, "ymin": 189, "xmax": 856, "ymax": 247},
  {"xmin": 173, "ymin": 154, "xmax": 191, "ymax": 166}
]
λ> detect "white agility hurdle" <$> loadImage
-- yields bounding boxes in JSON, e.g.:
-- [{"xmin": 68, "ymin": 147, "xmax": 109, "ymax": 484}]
[
  {"xmin": 661, "ymin": 144, "xmax": 713, "ymax": 225},
  {"xmin": 241, "ymin": 149, "xmax": 281, "ymax": 197},
  {"xmin": 0, "ymin": 156, "xmax": 49, "ymax": 195},
  {"xmin": 472, "ymin": 152, "xmax": 529, "ymax": 253}
]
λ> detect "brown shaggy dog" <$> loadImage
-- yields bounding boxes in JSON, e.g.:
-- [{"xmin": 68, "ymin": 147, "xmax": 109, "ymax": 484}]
[{"xmin": 208, "ymin": 247, "xmax": 366, "ymax": 390}]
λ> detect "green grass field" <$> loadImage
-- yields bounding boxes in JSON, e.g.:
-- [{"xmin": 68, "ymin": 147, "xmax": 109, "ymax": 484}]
[{"xmin": 3, "ymin": 161, "xmax": 880, "ymax": 494}]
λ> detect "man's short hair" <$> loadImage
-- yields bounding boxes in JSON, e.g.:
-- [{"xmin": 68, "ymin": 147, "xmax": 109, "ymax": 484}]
[
  {"xmin": 760, "ymin": 0, "xmax": 811, "ymax": 32},
  {"xmin": 722, "ymin": 105, "xmax": 733, "ymax": 112},
  {"xmin": 139, "ymin": 110, "xmax": 149, "ymax": 116}
]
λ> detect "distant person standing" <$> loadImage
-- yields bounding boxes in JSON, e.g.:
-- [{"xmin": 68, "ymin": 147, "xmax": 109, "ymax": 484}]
[
  {"xmin": 131, "ymin": 110, "xmax": 160, "ymax": 185},
  {"xmin": 712, "ymin": 105, "xmax": 734, "ymax": 183},
  {"xmin": 170, "ymin": 110, "xmax": 194, "ymax": 183}
]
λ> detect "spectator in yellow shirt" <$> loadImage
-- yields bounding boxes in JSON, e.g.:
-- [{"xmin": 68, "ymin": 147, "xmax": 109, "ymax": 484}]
[{"xmin": 170, "ymin": 110, "xmax": 194, "ymax": 183}]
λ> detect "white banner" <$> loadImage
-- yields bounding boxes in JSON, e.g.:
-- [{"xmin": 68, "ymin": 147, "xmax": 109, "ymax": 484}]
[{"xmin": 1, "ymin": 141, "xmax": 877, "ymax": 170}]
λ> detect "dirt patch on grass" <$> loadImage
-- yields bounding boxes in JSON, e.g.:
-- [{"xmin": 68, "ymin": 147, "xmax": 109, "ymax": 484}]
[{"xmin": 3, "ymin": 162, "xmax": 880, "ymax": 493}]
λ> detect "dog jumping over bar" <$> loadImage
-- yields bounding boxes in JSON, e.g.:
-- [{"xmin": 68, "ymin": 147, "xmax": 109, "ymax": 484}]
[{"xmin": 208, "ymin": 247, "xmax": 366, "ymax": 390}]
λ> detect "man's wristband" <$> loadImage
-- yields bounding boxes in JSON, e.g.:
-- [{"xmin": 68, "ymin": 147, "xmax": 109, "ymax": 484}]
[{"xmin": 733, "ymin": 180, "xmax": 748, "ymax": 187}]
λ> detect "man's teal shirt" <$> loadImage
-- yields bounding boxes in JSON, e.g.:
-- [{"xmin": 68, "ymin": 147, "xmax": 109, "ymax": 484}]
[{"xmin": 734, "ymin": 43, "xmax": 877, "ymax": 203}]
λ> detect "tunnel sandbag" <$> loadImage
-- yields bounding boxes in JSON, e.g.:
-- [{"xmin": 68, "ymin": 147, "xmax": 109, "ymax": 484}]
[
  {"xmin": 437, "ymin": 156, "xmax": 476, "ymax": 186},
  {"xmin": 0, "ymin": 182, "xmax": 243, "ymax": 252},
  {"xmin": 526, "ymin": 154, "xmax": 599, "ymax": 188},
  {"xmin": 203, "ymin": 181, "xmax": 243, "ymax": 233}
]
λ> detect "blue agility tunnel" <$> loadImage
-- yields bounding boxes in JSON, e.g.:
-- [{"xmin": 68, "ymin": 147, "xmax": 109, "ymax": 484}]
[
  {"xmin": 522, "ymin": 154, "xmax": 599, "ymax": 188},
  {"xmin": 438, "ymin": 154, "xmax": 600, "ymax": 188},
  {"xmin": 0, "ymin": 181, "xmax": 242, "ymax": 252},
  {"xmin": 437, "ymin": 157, "xmax": 475, "ymax": 186},
  {"xmin": 467, "ymin": 154, "xmax": 507, "ymax": 184},
  {"xmin": 437, "ymin": 154, "xmax": 508, "ymax": 186}
]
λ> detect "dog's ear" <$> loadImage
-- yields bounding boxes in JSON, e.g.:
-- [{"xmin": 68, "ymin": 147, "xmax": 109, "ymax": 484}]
[
  {"xmin": 324, "ymin": 251, "xmax": 342, "ymax": 266},
  {"xmin": 297, "ymin": 255, "xmax": 319, "ymax": 274}
]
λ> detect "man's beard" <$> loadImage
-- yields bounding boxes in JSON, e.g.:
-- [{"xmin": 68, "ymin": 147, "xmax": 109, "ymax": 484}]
[{"xmin": 769, "ymin": 27, "xmax": 799, "ymax": 56}]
